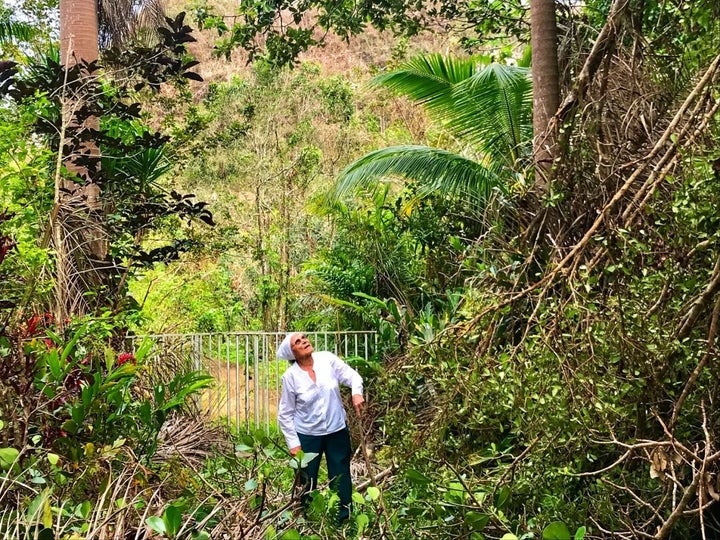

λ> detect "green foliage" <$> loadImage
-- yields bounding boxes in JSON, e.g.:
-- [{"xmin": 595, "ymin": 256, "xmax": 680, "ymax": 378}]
[
  {"xmin": 1, "ymin": 320, "xmax": 211, "ymax": 463},
  {"xmin": 135, "ymin": 60, "xmax": 418, "ymax": 332},
  {"xmin": 0, "ymin": 107, "xmax": 54, "ymax": 315},
  {"xmin": 0, "ymin": 312, "xmax": 221, "ymax": 539},
  {"xmin": 331, "ymin": 56, "xmax": 532, "ymax": 206},
  {"xmin": 4, "ymin": 2, "xmax": 719, "ymax": 539},
  {"xmin": 0, "ymin": 12, "xmax": 213, "ymax": 323},
  {"xmin": 130, "ymin": 257, "xmax": 248, "ymax": 333},
  {"xmin": 304, "ymin": 185, "xmax": 422, "ymax": 332},
  {"xmin": 146, "ymin": 503, "xmax": 184, "ymax": 537},
  {"xmin": 191, "ymin": 0, "xmax": 529, "ymax": 67},
  {"xmin": 319, "ymin": 76, "xmax": 355, "ymax": 123},
  {"xmin": 0, "ymin": 19, "xmax": 36, "ymax": 43},
  {"xmin": 585, "ymin": 0, "xmax": 720, "ymax": 83},
  {"xmin": 365, "ymin": 141, "xmax": 720, "ymax": 535},
  {"xmin": 335, "ymin": 145, "xmax": 508, "ymax": 204}
]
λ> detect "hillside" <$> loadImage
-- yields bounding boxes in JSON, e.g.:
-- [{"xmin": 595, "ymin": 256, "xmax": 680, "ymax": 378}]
[{"xmin": 128, "ymin": 1, "xmax": 454, "ymax": 333}]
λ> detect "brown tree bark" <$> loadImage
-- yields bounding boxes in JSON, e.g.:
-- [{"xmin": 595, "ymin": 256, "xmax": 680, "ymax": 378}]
[
  {"xmin": 60, "ymin": 0, "xmax": 99, "ymax": 66},
  {"xmin": 55, "ymin": 0, "xmax": 104, "ymax": 323},
  {"xmin": 530, "ymin": 0, "xmax": 560, "ymax": 189}
]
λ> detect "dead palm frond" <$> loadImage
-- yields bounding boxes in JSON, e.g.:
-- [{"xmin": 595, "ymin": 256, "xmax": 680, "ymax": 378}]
[
  {"xmin": 152, "ymin": 413, "xmax": 232, "ymax": 467},
  {"xmin": 98, "ymin": 0, "xmax": 167, "ymax": 49}
]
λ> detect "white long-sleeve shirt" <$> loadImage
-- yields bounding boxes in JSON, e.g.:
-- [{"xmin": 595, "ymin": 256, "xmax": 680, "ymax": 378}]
[{"xmin": 277, "ymin": 351, "xmax": 363, "ymax": 450}]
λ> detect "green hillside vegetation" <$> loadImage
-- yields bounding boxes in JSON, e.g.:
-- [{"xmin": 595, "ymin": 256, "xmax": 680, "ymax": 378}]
[
  {"xmin": 2, "ymin": 0, "xmax": 720, "ymax": 538},
  {"xmin": 130, "ymin": 60, "xmax": 431, "ymax": 333}
]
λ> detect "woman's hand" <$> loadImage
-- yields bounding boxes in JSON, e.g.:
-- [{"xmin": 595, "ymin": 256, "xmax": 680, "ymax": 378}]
[
  {"xmin": 352, "ymin": 394, "xmax": 364, "ymax": 417},
  {"xmin": 289, "ymin": 446, "xmax": 301, "ymax": 456}
]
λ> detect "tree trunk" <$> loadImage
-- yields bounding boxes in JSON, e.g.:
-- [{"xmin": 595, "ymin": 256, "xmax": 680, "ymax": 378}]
[
  {"xmin": 56, "ymin": 0, "xmax": 104, "ymax": 324},
  {"xmin": 278, "ymin": 176, "xmax": 289, "ymax": 332},
  {"xmin": 530, "ymin": 0, "xmax": 560, "ymax": 189},
  {"xmin": 60, "ymin": 0, "xmax": 99, "ymax": 66}
]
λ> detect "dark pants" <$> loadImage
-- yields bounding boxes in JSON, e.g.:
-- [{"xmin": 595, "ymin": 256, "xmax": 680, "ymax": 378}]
[{"xmin": 297, "ymin": 427, "xmax": 353, "ymax": 523}]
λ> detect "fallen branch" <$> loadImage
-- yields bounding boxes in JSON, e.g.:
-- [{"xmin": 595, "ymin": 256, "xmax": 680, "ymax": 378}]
[{"xmin": 356, "ymin": 466, "xmax": 396, "ymax": 492}]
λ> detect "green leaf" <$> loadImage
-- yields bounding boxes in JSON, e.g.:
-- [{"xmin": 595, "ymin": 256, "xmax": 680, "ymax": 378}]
[
  {"xmin": 0, "ymin": 447, "xmax": 19, "ymax": 470},
  {"xmin": 105, "ymin": 347, "xmax": 115, "ymax": 372},
  {"xmin": 501, "ymin": 535, "xmax": 519, "ymax": 540},
  {"xmin": 281, "ymin": 530, "xmax": 301, "ymax": 540},
  {"xmin": 46, "ymin": 453, "xmax": 60, "ymax": 466},
  {"xmin": 134, "ymin": 337, "xmax": 155, "ymax": 363},
  {"xmin": 494, "ymin": 486, "xmax": 511, "ymax": 509},
  {"xmin": 334, "ymin": 145, "xmax": 504, "ymax": 205},
  {"xmin": 574, "ymin": 526, "xmax": 587, "ymax": 540},
  {"xmin": 405, "ymin": 468, "xmax": 432, "ymax": 485},
  {"xmin": 76, "ymin": 501, "xmax": 92, "ymax": 519},
  {"xmin": 244, "ymin": 478, "xmax": 258, "ymax": 491},
  {"xmin": 465, "ymin": 511, "xmax": 490, "ymax": 531},
  {"xmin": 113, "ymin": 438, "xmax": 126, "ymax": 449},
  {"xmin": 27, "ymin": 488, "xmax": 53, "ymax": 521},
  {"xmin": 61, "ymin": 325, "xmax": 86, "ymax": 363},
  {"xmin": 46, "ymin": 348, "xmax": 62, "ymax": 380},
  {"xmin": 163, "ymin": 504, "xmax": 182, "ymax": 537},
  {"xmin": 356, "ymin": 513, "xmax": 370, "ymax": 533},
  {"xmin": 42, "ymin": 496, "xmax": 52, "ymax": 528},
  {"xmin": 61, "ymin": 419, "xmax": 78, "ymax": 435},
  {"xmin": 366, "ymin": 486, "xmax": 380, "ymax": 501},
  {"xmin": 158, "ymin": 372, "xmax": 214, "ymax": 411},
  {"xmin": 104, "ymin": 362, "xmax": 138, "ymax": 382},
  {"xmin": 241, "ymin": 434, "xmax": 255, "ymax": 447},
  {"xmin": 352, "ymin": 492, "xmax": 366, "ymax": 506},
  {"xmin": 146, "ymin": 516, "xmax": 166, "ymax": 534},
  {"xmin": 543, "ymin": 521, "xmax": 571, "ymax": 540}
]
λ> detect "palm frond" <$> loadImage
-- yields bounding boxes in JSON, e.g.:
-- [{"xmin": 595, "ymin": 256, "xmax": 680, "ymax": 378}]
[
  {"xmin": 332, "ymin": 145, "xmax": 505, "ymax": 204},
  {"xmin": 0, "ymin": 21, "xmax": 35, "ymax": 43},
  {"xmin": 98, "ymin": 0, "xmax": 167, "ymax": 49},
  {"xmin": 372, "ymin": 54, "xmax": 485, "ymax": 122},
  {"xmin": 336, "ymin": 55, "xmax": 532, "ymax": 207},
  {"xmin": 374, "ymin": 53, "xmax": 480, "ymax": 90},
  {"xmin": 450, "ymin": 63, "xmax": 533, "ymax": 165},
  {"xmin": 374, "ymin": 55, "xmax": 533, "ymax": 169}
]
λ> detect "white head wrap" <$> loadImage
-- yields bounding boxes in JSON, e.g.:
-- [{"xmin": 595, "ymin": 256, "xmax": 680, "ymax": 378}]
[{"xmin": 276, "ymin": 333, "xmax": 296, "ymax": 361}]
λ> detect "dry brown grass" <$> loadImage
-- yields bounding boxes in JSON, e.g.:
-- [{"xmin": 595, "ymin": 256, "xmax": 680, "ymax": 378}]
[{"xmin": 164, "ymin": 0, "xmax": 464, "ymax": 90}]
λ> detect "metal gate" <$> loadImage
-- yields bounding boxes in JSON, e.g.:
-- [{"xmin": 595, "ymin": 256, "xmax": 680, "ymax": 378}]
[{"xmin": 128, "ymin": 331, "xmax": 377, "ymax": 433}]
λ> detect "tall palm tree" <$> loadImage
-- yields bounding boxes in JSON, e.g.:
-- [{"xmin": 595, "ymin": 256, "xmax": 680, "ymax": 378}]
[
  {"xmin": 59, "ymin": 0, "xmax": 99, "ymax": 66},
  {"xmin": 530, "ymin": 0, "xmax": 560, "ymax": 186},
  {"xmin": 60, "ymin": 0, "xmax": 166, "ymax": 66},
  {"xmin": 55, "ymin": 0, "xmax": 166, "ymax": 322},
  {"xmin": 332, "ymin": 53, "xmax": 532, "ymax": 206}
]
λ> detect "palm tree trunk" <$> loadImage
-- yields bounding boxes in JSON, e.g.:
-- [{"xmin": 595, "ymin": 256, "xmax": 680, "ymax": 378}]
[
  {"xmin": 60, "ymin": 0, "xmax": 99, "ymax": 66},
  {"xmin": 56, "ymin": 0, "xmax": 103, "ymax": 323},
  {"xmin": 530, "ymin": 0, "xmax": 560, "ymax": 189}
]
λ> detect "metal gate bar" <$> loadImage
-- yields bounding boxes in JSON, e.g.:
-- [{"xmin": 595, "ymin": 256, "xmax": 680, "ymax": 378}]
[{"xmin": 127, "ymin": 331, "xmax": 376, "ymax": 433}]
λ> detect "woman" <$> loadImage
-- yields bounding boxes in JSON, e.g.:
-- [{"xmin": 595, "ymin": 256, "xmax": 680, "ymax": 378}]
[{"xmin": 276, "ymin": 332, "xmax": 364, "ymax": 524}]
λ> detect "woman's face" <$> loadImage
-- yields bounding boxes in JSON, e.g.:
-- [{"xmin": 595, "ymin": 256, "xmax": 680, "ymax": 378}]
[{"xmin": 290, "ymin": 333, "xmax": 314, "ymax": 359}]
